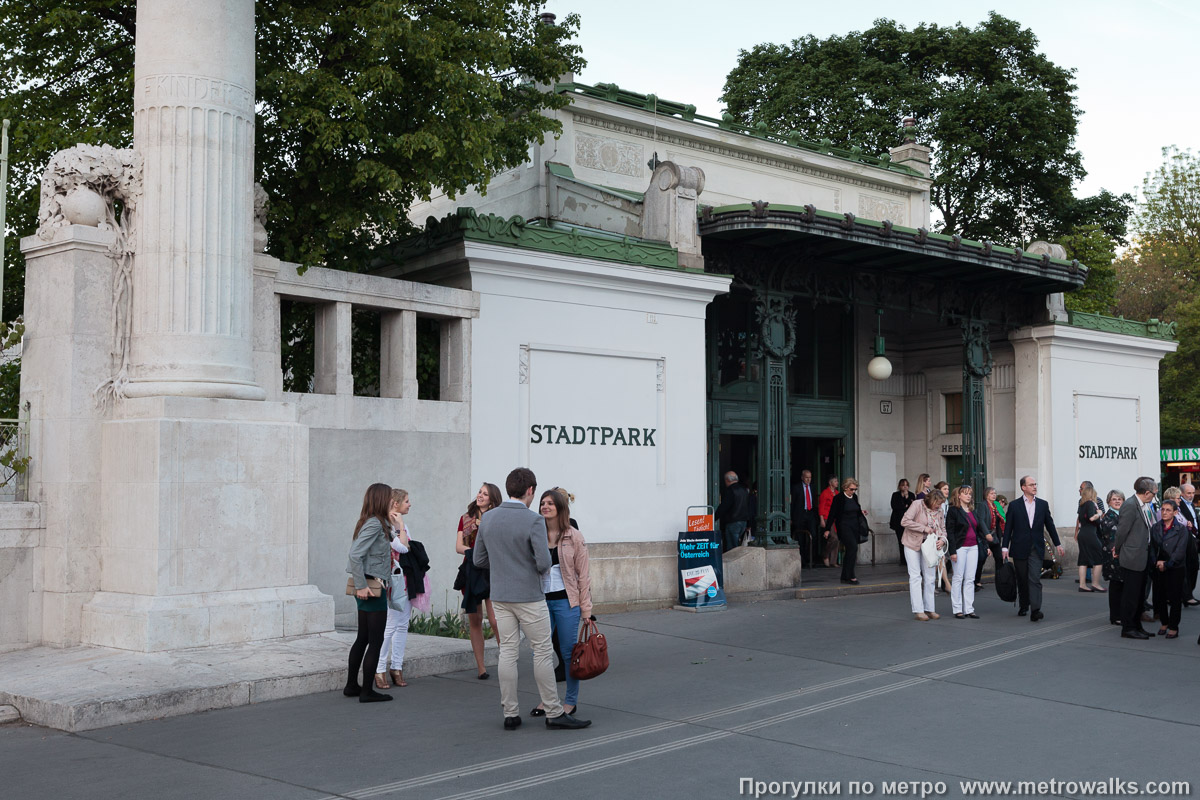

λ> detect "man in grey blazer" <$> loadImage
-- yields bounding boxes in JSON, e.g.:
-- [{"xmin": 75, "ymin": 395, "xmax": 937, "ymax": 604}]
[
  {"xmin": 474, "ymin": 467, "xmax": 590, "ymax": 730},
  {"xmin": 1113, "ymin": 476, "xmax": 1158, "ymax": 640}
]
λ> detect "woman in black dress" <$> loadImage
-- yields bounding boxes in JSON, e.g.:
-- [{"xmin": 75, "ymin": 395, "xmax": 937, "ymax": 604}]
[
  {"xmin": 455, "ymin": 483, "xmax": 503, "ymax": 679},
  {"xmin": 826, "ymin": 477, "xmax": 869, "ymax": 584},
  {"xmin": 1076, "ymin": 481, "xmax": 1106, "ymax": 592},
  {"xmin": 890, "ymin": 479, "xmax": 914, "ymax": 567}
]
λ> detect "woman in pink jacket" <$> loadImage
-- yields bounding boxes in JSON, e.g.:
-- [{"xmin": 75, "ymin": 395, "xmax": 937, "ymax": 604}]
[
  {"xmin": 901, "ymin": 489, "xmax": 946, "ymax": 621},
  {"xmin": 530, "ymin": 488, "xmax": 592, "ymax": 717}
]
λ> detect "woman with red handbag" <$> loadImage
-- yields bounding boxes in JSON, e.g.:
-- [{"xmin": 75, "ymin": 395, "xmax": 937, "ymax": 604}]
[{"xmin": 529, "ymin": 488, "xmax": 592, "ymax": 719}]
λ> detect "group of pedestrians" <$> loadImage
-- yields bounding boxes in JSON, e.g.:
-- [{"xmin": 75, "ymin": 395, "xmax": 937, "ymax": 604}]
[
  {"xmin": 1112, "ymin": 477, "xmax": 1200, "ymax": 642},
  {"xmin": 345, "ymin": 468, "xmax": 596, "ymax": 730}
]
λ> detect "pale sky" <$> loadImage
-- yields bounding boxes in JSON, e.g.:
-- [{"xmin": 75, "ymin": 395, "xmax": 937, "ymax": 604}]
[{"xmin": 544, "ymin": 0, "xmax": 1197, "ymax": 203}]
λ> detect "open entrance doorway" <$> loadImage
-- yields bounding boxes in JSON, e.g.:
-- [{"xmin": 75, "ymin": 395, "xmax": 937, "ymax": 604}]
[{"xmin": 790, "ymin": 437, "xmax": 841, "ymax": 564}]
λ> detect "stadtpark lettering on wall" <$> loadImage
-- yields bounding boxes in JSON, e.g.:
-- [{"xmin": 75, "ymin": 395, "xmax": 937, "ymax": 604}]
[
  {"xmin": 530, "ymin": 424, "xmax": 656, "ymax": 447},
  {"xmin": 1078, "ymin": 445, "xmax": 1138, "ymax": 460}
]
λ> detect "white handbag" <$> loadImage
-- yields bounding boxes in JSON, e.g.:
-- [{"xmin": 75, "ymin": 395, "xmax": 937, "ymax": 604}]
[{"xmin": 920, "ymin": 531, "xmax": 944, "ymax": 569}]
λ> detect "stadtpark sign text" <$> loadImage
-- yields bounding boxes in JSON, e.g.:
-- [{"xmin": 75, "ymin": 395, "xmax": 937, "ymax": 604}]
[
  {"xmin": 1078, "ymin": 445, "xmax": 1138, "ymax": 460},
  {"xmin": 531, "ymin": 424, "xmax": 656, "ymax": 446}
]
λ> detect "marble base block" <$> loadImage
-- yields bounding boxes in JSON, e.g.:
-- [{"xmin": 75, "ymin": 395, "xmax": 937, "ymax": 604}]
[
  {"xmin": 81, "ymin": 585, "xmax": 333, "ymax": 652},
  {"xmin": 87, "ymin": 396, "xmax": 334, "ymax": 652}
]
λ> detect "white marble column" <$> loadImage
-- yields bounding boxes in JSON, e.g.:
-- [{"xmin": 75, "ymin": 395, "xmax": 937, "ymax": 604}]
[{"xmin": 125, "ymin": 0, "xmax": 264, "ymax": 399}]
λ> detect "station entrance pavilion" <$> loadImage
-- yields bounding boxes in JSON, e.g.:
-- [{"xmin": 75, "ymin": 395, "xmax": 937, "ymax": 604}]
[{"xmin": 699, "ymin": 203, "xmax": 1086, "ymax": 545}]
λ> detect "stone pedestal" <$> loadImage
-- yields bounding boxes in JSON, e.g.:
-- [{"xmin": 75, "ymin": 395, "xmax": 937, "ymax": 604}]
[
  {"xmin": 81, "ymin": 395, "xmax": 332, "ymax": 652},
  {"xmin": 20, "ymin": 226, "xmax": 120, "ymax": 645},
  {"xmin": 126, "ymin": 0, "xmax": 263, "ymax": 400}
]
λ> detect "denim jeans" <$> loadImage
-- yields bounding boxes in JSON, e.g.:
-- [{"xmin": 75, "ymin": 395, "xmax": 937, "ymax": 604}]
[{"xmin": 546, "ymin": 596, "xmax": 582, "ymax": 708}]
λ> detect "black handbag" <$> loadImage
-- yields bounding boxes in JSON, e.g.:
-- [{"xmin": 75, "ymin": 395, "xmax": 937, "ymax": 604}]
[{"xmin": 453, "ymin": 554, "xmax": 470, "ymax": 591}]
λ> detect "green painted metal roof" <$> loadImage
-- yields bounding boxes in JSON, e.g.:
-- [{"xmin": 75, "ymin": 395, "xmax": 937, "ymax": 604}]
[
  {"xmin": 379, "ymin": 207, "xmax": 688, "ymax": 271},
  {"xmin": 556, "ymin": 81, "xmax": 924, "ymax": 179},
  {"xmin": 698, "ymin": 202, "xmax": 1087, "ymax": 294}
]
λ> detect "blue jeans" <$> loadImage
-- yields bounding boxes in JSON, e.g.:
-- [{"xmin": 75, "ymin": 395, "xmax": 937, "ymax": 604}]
[
  {"xmin": 546, "ymin": 597, "xmax": 581, "ymax": 708},
  {"xmin": 722, "ymin": 521, "xmax": 747, "ymax": 553}
]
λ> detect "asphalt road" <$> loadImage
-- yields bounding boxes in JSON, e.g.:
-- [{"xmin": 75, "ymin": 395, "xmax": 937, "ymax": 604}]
[{"xmin": 5, "ymin": 578, "xmax": 1197, "ymax": 800}]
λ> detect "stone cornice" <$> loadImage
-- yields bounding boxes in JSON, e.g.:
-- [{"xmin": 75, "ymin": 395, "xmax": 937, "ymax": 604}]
[
  {"xmin": 572, "ymin": 112, "xmax": 912, "ymax": 199},
  {"xmin": 1010, "ymin": 321, "xmax": 1178, "ymax": 356}
]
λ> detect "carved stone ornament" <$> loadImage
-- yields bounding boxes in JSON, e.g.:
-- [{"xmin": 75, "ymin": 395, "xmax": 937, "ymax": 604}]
[
  {"xmin": 755, "ymin": 295, "xmax": 797, "ymax": 360},
  {"xmin": 36, "ymin": 144, "xmax": 143, "ymax": 408},
  {"xmin": 37, "ymin": 144, "xmax": 142, "ymax": 238},
  {"xmin": 253, "ymin": 182, "xmax": 269, "ymax": 254}
]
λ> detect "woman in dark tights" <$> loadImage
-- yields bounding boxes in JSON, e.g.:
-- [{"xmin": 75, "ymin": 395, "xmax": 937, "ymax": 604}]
[{"xmin": 345, "ymin": 483, "xmax": 396, "ymax": 703}]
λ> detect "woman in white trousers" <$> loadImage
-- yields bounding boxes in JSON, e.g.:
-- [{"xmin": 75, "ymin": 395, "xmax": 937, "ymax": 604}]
[
  {"xmin": 945, "ymin": 485, "xmax": 987, "ymax": 619},
  {"xmin": 377, "ymin": 489, "xmax": 412, "ymax": 689},
  {"xmin": 900, "ymin": 490, "xmax": 946, "ymax": 621}
]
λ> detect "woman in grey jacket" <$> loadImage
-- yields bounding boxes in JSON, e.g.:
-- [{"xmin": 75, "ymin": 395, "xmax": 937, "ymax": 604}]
[{"xmin": 345, "ymin": 483, "xmax": 395, "ymax": 702}]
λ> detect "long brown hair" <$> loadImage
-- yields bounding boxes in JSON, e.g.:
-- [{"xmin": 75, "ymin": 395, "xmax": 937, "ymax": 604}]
[
  {"xmin": 354, "ymin": 483, "xmax": 393, "ymax": 539},
  {"xmin": 466, "ymin": 483, "xmax": 502, "ymax": 519},
  {"xmin": 540, "ymin": 489, "xmax": 571, "ymax": 534}
]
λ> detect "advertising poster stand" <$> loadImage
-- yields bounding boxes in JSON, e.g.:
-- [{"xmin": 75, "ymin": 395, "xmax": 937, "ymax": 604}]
[{"xmin": 675, "ymin": 505, "xmax": 727, "ymax": 612}]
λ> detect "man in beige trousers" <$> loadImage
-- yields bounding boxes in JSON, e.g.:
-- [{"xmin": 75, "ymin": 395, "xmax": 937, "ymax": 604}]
[{"xmin": 474, "ymin": 467, "xmax": 591, "ymax": 731}]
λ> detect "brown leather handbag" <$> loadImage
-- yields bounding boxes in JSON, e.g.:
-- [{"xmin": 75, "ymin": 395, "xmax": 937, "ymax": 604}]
[
  {"xmin": 569, "ymin": 618, "xmax": 609, "ymax": 680},
  {"xmin": 345, "ymin": 576, "xmax": 384, "ymax": 597}
]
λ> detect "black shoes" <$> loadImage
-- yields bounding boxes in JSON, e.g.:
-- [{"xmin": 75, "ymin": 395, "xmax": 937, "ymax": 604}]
[
  {"xmin": 477, "ymin": 671, "xmax": 490, "ymax": 680},
  {"xmin": 1122, "ymin": 630, "xmax": 1151, "ymax": 640},
  {"xmin": 359, "ymin": 689, "xmax": 393, "ymax": 703},
  {"xmin": 529, "ymin": 707, "xmax": 547, "ymax": 717},
  {"xmin": 1018, "ymin": 607, "xmax": 1028, "ymax": 617},
  {"xmin": 546, "ymin": 713, "xmax": 591, "ymax": 729},
  {"xmin": 342, "ymin": 682, "xmax": 361, "ymax": 697},
  {"xmin": 504, "ymin": 716, "xmax": 522, "ymax": 730},
  {"xmin": 1031, "ymin": 610, "xmax": 1044, "ymax": 622},
  {"xmin": 966, "ymin": 613, "xmax": 980, "ymax": 619}
]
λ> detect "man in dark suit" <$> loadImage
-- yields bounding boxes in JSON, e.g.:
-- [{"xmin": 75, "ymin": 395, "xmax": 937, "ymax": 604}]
[
  {"xmin": 1177, "ymin": 483, "xmax": 1200, "ymax": 606},
  {"xmin": 791, "ymin": 469, "xmax": 819, "ymax": 565},
  {"xmin": 1002, "ymin": 475, "xmax": 1064, "ymax": 622},
  {"xmin": 1113, "ymin": 476, "xmax": 1158, "ymax": 639}
]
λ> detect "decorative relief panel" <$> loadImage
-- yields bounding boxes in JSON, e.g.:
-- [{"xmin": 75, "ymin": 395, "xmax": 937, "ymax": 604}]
[
  {"xmin": 575, "ymin": 133, "xmax": 644, "ymax": 178},
  {"xmin": 858, "ymin": 194, "xmax": 907, "ymax": 225}
]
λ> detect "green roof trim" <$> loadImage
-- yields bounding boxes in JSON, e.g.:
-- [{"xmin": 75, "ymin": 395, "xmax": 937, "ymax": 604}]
[
  {"xmin": 387, "ymin": 207, "xmax": 681, "ymax": 270},
  {"xmin": 1063, "ymin": 310, "xmax": 1177, "ymax": 341},
  {"xmin": 702, "ymin": 202, "xmax": 1082, "ymax": 270},
  {"xmin": 556, "ymin": 81, "xmax": 924, "ymax": 179}
]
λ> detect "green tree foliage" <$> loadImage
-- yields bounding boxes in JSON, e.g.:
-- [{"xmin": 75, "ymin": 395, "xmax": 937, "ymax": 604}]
[
  {"xmin": 1, "ymin": 1, "xmax": 582, "ymax": 401},
  {"xmin": 1111, "ymin": 147, "xmax": 1200, "ymax": 447},
  {"xmin": 0, "ymin": 0, "xmax": 584, "ymax": 294},
  {"xmin": 1160, "ymin": 293, "xmax": 1200, "ymax": 447},
  {"xmin": 1060, "ymin": 225, "xmax": 1117, "ymax": 315},
  {"xmin": 721, "ymin": 13, "xmax": 1103, "ymax": 245}
]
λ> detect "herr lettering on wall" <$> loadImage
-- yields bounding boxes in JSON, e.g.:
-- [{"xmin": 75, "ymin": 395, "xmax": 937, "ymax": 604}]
[
  {"xmin": 1078, "ymin": 445, "xmax": 1138, "ymax": 459},
  {"xmin": 530, "ymin": 424, "xmax": 656, "ymax": 447}
]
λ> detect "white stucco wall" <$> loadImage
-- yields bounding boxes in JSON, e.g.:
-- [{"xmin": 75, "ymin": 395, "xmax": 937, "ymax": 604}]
[{"xmin": 394, "ymin": 241, "xmax": 728, "ymax": 545}]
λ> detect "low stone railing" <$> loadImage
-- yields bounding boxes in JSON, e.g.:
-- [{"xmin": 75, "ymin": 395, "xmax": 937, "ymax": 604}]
[{"xmin": 252, "ymin": 253, "xmax": 479, "ymax": 405}]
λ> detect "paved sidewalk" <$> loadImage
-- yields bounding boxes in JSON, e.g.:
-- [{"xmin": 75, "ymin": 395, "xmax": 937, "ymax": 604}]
[
  {"xmin": 3, "ymin": 581, "xmax": 1196, "ymax": 800},
  {"xmin": 0, "ymin": 631, "xmax": 496, "ymax": 731}
]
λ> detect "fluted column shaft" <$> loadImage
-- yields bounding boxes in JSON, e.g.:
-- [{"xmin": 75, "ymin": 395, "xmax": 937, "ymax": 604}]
[{"xmin": 127, "ymin": 0, "xmax": 264, "ymax": 399}]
